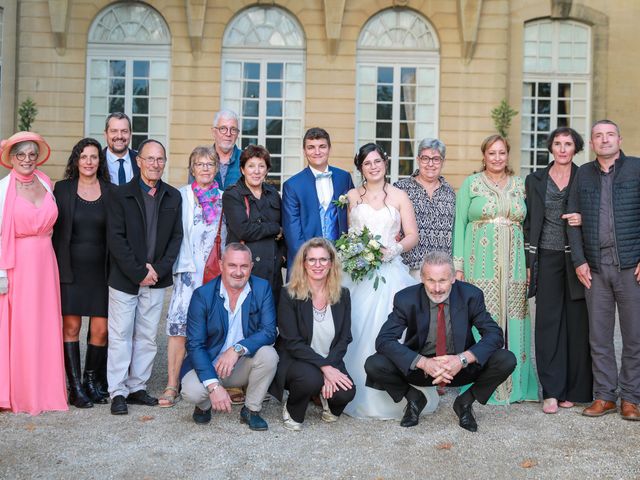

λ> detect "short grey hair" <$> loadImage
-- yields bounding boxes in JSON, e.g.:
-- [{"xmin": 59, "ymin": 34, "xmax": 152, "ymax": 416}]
[
  {"xmin": 591, "ymin": 119, "xmax": 620, "ymax": 136},
  {"xmin": 420, "ymin": 251, "xmax": 455, "ymax": 276},
  {"xmin": 221, "ymin": 242, "xmax": 252, "ymax": 261},
  {"xmin": 213, "ymin": 109, "xmax": 239, "ymax": 127},
  {"xmin": 417, "ymin": 138, "xmax": 446, "ymax": 159},
  {"xmin": 10, "ymin": 141, "xmax": 39, "ymax": 157}
]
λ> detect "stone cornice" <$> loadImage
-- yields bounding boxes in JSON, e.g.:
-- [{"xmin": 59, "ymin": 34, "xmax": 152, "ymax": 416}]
[{"xmin": 457, "ymin": 0, "xmax": 483, "ymax": 64}]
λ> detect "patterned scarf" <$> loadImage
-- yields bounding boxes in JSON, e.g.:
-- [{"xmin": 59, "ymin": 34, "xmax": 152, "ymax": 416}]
[{"xmin": 192, "ymin": 181, "xmax": 222, "ymax": 225}]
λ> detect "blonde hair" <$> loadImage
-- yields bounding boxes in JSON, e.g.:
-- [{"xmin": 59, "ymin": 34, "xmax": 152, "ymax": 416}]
[
  {"xmin": 480, "ymin": 134, "xmax": 514, "ymax": 175},
  {"xmin": 287, "ymin": 237, "xmax": 343, "ymax": 305}
]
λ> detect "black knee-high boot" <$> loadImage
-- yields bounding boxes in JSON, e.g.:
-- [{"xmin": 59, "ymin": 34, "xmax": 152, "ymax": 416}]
[
  {"xmin": 86, "ymin": 324, "xmax": 109, "ymax": 398},
  {"xmin": 83, "ymin": 344, "xmax": 108, "ymax": 404},
  {"xmin": 95, "ymin": 344, "xmax": 109, "ymax": 399},
  {"xmin": 63, "ymin": 342, "xmax": 93, "ymax": 409}
]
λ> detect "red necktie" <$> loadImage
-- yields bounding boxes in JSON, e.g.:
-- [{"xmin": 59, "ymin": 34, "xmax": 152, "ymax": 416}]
[
  {"xmin": 436, "ymin": 303, "xmax": 447, "ymax": 357},
  {"xmin": 435, "ymin": 303, "xmax": 447, "ymax": 387}
]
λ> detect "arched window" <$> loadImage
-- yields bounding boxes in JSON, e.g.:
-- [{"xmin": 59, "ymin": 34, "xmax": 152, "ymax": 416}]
[
  {"xmin": 85, "ymin": 2, "xmax": 171, "ymax": 150},
  {"xmin": 521, "ymin": 19, "xmax": 591, "ymax": 173},
  {"xmin": 356, "ymin": 9, "xmax": 440, "ymax": 183},
  {"xmin": 221, "ymin": 6, "xmax": 305, "ymax": 189}
]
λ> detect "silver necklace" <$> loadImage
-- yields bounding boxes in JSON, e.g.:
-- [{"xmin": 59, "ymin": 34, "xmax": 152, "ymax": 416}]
[{"xmin": 312, "ymin": 304, "xmax": 328, "ymax": 322}]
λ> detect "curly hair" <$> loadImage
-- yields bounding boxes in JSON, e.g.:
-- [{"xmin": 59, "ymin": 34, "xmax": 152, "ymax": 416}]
[
  {"xmin": 64, "ymin": 137, "xmax": 110, "ymax": 181},
  {"xmin": 353, "ymin": 142, "xmax": 390, "ymax": 208},
  {"xmin": 287, "ymin": 237, "xmax": 343, "ymax": 305}
]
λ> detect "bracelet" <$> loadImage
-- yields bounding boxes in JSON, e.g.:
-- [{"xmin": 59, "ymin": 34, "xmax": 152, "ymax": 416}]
[{"xmin": 207, "ymin": 383, "xmax": 220, "ymax": 394}]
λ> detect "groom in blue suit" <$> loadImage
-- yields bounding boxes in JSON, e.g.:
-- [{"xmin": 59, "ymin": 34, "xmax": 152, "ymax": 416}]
[
  {"xmin": 180, "ymin": 243, "xmax": 278, "ymax": 430},
  {"xmin": 282, "ymin": 128, "xmax": 354, "ymax": 270}
]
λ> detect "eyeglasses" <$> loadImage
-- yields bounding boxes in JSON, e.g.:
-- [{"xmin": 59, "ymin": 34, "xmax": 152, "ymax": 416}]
[
  {"xmin": 214, "ymin": 126, "xmax": 240, "ymax": 136},
  {"xmin": 305, "ymin": 257, "xmax": 331, "ymax": 266},
  {"xmin": 418, "ymin": 155, "xmax": 443, "ymax": 165},
  {"xmin": 361, "ymin": 158, "xmax": 385, "ymax": 169},
  {"xmin": 138, "ymin": 155, "xmax": 167, "ymax": 165},
  {"xmin": 194, "ymin": 162, "xmax": 216, "ymax": 170},
  {"xmin": 14, "ymin": 152, "xmax": 38, "ymax": 162}
]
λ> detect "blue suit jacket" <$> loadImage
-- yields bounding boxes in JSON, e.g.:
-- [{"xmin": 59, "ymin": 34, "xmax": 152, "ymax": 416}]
[
  {"xmin": 373, "ymin": 281, "xmax": 504, "ymax": 377},
  {"xmin": 180, "ymin": 275, "xmax": 277, "ymax": 382},
  {"xmin": 281, "ymin": 166, "xmax": 354, "ymax": 268}
]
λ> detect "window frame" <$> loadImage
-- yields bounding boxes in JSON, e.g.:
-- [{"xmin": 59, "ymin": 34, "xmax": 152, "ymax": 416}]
[
  {"xmin": 520, "ymin": 19, "xmax": 592, "ymax": 174},
  {"xmin": 221, "ymin": 7, "xmax": 306, "ymax": 189},
  {"xmin": 356, "ymin": 10, "xmax": 440, "ymax": 184}
]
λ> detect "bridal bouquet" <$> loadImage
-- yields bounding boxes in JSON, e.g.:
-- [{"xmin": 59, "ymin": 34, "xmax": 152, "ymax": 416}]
[{"xmin": 335, "ymin": 226, "xmax": 386, "ymax": 290}]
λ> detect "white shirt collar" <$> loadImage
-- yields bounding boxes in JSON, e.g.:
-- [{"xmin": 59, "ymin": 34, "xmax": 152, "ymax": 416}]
[
  {"xmin": 309, "ymin": 165, "xmax": 330, "ymax": 177},
  {"xmin": 219, "ymin": 279, "xmax": 252, "ymax": 315},
  {"xmin": 106, "ymin": 148, "xmax": 131, "ymax": 164}
]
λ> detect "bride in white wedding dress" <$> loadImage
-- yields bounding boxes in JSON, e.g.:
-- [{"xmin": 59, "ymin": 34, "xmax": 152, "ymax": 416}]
[{"xmin": 342, "ymin": 143, "xmax": 422, "ymax": 419}]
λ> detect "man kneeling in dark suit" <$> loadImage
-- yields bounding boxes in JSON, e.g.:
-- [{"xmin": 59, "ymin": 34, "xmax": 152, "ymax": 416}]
[{"xmin": 365, "ymin": 251, "xmax": 516, "ymax": 432}]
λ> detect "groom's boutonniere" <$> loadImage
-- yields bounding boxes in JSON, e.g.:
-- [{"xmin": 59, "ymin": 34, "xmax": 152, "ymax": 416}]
[{"xmin": 332, "ymin": 194, "xmax": 348, "ymax": 209}]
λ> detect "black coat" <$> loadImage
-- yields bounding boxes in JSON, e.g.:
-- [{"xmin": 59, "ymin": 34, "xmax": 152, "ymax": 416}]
[
  {"xmin": 107, "ymin": 176, "xmax": 183, "ymax": 294},
  {"xmin": 222, "ymin": 178, "xmax": 286, "ymax": 290},
  {"xmin": 269, "ymin": 287, "xmax": 352, "ymax": 401},
  {"xmin": 52, "ymin": 178, "xmax": 114, "ymax": 283},
  {"xmin": 523, "ymin": 162, "xmax": 584, "ymax": 300}
]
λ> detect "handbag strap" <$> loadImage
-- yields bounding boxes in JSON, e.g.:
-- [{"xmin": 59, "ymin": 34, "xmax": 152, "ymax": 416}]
[
  {"xmin": 244, "ymin": 196, "xmax": 250, "ymax": 217},
  {"xmin": 215, "ymin": 207, "xmax": 224, "ymax": 240}
]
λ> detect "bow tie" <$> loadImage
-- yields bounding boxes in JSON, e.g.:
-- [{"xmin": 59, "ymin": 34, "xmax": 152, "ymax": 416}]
[{"xmin": 315, "ymin": 171, "xmax": 332, "ymax": 180}]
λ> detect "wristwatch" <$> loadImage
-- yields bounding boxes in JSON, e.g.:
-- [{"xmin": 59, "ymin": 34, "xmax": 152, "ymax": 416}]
[
  {"xmin": 458, "ymin": 353, "xmax": 469, "ymax": 368},
  {"xmin": 233, "ymin": 344, "xmax": 245, "ymax": 355}
]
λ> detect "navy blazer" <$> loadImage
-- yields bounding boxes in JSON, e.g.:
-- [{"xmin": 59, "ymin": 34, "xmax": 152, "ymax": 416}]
[
  {"xmin": 281, "ymin": 166, "xmax": 354, "ymax": 267},
  {"xmin": 103, "ymin": 147, "xmax": 139, "ymax": 182},
  {"xmin": 372, "ymin": 281, "xmax": 504, "ymax": 377},
  {"xmin": 180, "ymin": 275, "xmax": 277, "ymax": 383}
]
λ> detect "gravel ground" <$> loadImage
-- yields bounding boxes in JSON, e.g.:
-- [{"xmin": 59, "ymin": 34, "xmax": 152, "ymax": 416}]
[{"xmin": 1, "ymin": 294, "xmax": 637, "ymax": 479}]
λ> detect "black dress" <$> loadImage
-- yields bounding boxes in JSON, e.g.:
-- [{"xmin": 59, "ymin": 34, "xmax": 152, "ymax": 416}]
[{"xmin": 60, "ymin": 195, "xmax": 108, "ymax": 317}]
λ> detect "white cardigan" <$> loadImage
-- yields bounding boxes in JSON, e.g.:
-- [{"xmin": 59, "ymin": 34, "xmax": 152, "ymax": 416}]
[
  {"xmin": 172, "ymin": 184, "xmax": 225, "ymax": 275},
  {"xmin": 0, "ymin": 172, "xmax": 54, "ymax": 278}
]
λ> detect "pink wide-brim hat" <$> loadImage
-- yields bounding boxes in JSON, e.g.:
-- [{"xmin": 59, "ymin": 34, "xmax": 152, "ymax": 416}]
[{"xmin": 0, "ymin": 131, "xmax": 51, "ymax": 169}]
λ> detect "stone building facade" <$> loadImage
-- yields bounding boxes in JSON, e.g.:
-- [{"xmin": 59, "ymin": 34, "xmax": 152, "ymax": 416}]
[{"xmin": 0, "ymin": 0, "xmax": 637, "ymax": 186}]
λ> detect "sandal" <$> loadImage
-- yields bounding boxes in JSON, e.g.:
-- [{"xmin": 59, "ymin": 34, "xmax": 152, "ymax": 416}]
[{"xmin": 158, "ymin": 386, "xmax": 181, "ymax": 408}]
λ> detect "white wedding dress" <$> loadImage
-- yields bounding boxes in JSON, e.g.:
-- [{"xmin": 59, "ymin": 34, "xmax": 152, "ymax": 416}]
[{"xmin": 342, "ymin": 203, "xmax": 437, "ymax": 419}]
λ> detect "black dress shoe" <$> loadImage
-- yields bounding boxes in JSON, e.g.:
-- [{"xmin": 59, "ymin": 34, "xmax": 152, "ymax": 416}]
[
  {"xmin": 192, "ymin": 406, "xmax": 212, "ymax": 425},
  {"xmin": 111, "ymin": 395, "xmax": 128, "ymax": 415},
  {"xmin": 126, "ymin": 390, "xmax": 158, "ymax": 406},
  {"xmin": 453, "ymin": 397, "xmax": 477, "ymax": 432},
  {"xmin": 400, "ymin": 391, "xmax": 427, "ymax": 427}
]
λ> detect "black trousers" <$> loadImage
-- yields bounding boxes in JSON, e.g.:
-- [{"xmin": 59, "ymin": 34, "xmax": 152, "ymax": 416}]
[
  {"xmin": 364, "ymin": 349, "xmax": 516, "ymax": 405},
  {"xmin": 284, "ymin": 361, "xmax": 356, "ymax": 423},
  {"xmin": 535, "ymin": 249, "xmax": 593, "ymax": 402}
]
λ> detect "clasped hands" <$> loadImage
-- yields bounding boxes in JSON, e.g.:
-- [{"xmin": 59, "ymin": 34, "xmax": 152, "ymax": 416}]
[
  {"xmin": 139, "ymin": 263, "xmax": 158, "ymax": 286},
  {"xmin": 416, "ymin": 355, "xmax": 464, "ymax": 385},
  {"xmin": 320, "ymin": 365, "xmax": 353, "ymax": 399}
]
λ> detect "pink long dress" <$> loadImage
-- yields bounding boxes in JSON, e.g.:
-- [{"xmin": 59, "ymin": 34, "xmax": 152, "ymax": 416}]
[{"xmin": 0, "ymin": 192, "xmax": 68, "ymax": 414}]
